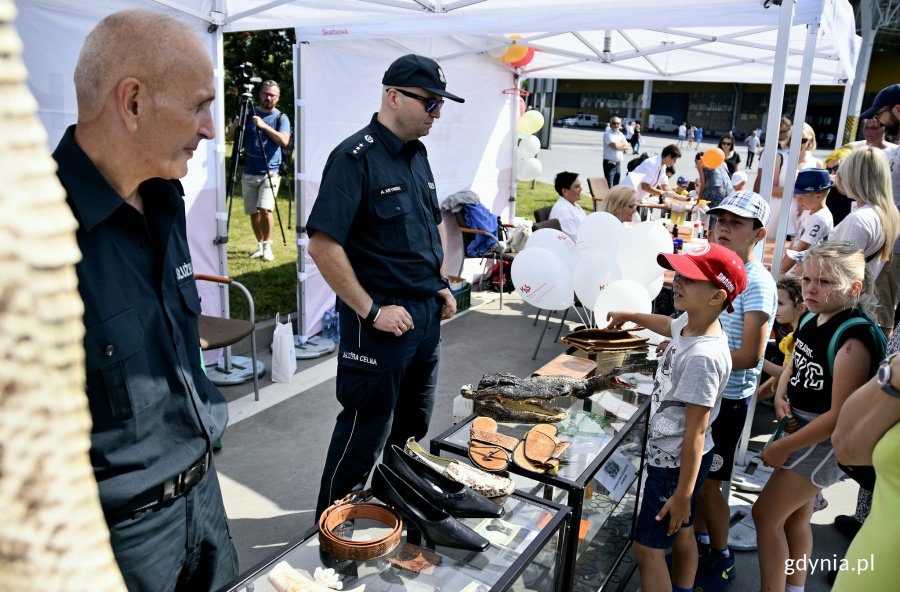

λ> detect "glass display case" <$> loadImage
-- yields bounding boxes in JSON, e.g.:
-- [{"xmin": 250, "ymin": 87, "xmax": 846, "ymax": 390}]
[
  {"xmin": 430, "ymin": 350, "xmax": 654, "ymax": 591},
  {"xmin": 221, "ymin": 490, "xmax": 569, "ymax": 592}
]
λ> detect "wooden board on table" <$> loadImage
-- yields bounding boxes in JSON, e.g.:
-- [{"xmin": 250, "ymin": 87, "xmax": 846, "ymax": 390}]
[{"xmin": 531, "ymin": 354, "xmax": 597, "ymax": 378}]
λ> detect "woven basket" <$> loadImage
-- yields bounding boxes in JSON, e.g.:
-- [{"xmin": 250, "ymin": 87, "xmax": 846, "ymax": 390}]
[{"xmin": 0, "ymin": 2, "xmax": 126, "ymax": 589}]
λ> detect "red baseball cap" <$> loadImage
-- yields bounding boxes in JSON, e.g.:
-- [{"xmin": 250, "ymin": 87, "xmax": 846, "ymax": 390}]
[{"xmin": 657, "ymin": 243, "xmax": 747, "ymax": 312}]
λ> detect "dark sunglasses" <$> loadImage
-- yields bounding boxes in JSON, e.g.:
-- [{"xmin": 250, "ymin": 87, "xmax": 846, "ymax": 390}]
[
  {"xmin": 721, "ymin": 142, "xmax": 732, "ymax": 146},
  {"xmin": 389, "ymin": 88, "xmax": 444, "ymax": 113},
  {"xmin": 800, "ymin": 137, "xmax": 810, "ymax": 144},
  {"xmin": 827, "ymin": 164, "xmax": 839, "ymax": 173}
]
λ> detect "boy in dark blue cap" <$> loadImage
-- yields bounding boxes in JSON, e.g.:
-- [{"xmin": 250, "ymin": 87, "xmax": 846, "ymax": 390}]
[{"xmin": 781, "ymin": 168, "xmax": 834, "ymax": 275}]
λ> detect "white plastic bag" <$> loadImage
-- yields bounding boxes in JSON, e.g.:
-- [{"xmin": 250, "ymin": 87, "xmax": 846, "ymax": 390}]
[{"xmin": 271, "ymin": 313, "xmax": 296, "ymax": 383}]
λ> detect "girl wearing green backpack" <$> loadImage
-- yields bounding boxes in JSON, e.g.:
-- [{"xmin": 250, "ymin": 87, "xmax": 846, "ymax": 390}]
[{"xmin": 752, "ymin": 241, "xmax": 886, "ymax": 592}]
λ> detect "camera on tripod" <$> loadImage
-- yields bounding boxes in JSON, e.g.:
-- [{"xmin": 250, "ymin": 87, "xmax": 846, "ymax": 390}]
[{"xmin": 236, "ymin": 62, "xmax": 262, "ymax": 91}]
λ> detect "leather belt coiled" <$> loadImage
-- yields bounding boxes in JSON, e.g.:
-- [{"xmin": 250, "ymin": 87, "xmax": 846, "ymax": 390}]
[{"xmin": 318, "ymin": 491, "xmax": 403, "ymax": 561}]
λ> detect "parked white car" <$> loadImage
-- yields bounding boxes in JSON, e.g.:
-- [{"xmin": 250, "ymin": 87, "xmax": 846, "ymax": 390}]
[
  {"xmin": 647, "ymin": 114, "xmax": 679, "ymax": 133},
  {"xmin": 562, "ymin": 113, "xmax": 600, "ymax": 128}
]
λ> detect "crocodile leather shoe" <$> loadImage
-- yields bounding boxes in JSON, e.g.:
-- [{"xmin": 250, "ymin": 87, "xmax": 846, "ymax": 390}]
[
  {"xmin": 372, "ymin": 464, "xmax": 490, "ymax": 552},
  {"xmin": 385, "ymin": 445, "xmax": 502, "ymax": 519}
]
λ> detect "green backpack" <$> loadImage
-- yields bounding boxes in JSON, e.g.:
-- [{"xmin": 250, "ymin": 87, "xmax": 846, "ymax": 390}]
[{"xmin": 796, "ymin": 308, "xmax": 887, "ymax": 375}]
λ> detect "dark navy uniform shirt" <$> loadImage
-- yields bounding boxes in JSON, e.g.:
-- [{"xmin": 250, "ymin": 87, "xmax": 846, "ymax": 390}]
[
  {"xmin": 53, "ymin": 126, "xmax": 228, "ymax": 512},
  {"xmin": 307, "ymin": 114, "xmax": 446, "ymax": 296}
]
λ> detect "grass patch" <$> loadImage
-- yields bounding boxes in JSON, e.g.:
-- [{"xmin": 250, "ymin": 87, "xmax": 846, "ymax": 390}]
[
  {"xmin": 514, "ymin": 180, "xmax": 592, "ymax": 217},
  {"xmin": 222, "ymin": 148, "xmax": 299, "ymax": 321}
]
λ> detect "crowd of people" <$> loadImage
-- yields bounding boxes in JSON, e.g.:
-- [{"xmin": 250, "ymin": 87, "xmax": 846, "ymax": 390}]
[{"xmin": 28, "ymin": 5, "xmax": 900, "ymax": 591}]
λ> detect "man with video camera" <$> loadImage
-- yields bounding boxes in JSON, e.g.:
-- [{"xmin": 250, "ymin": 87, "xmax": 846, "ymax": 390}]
[{"xmin": 226, "ymin": 77, "xmax": 291, "ymax": 261}]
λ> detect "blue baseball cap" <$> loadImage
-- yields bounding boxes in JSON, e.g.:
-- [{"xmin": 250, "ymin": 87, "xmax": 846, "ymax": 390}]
[
  {"xmin": 707, "ymin": 190, "xmax": 771, "ymax": 227},
  {"xmin": 861, "ymin": 84, "xmax": 900, "ymax": 119},
  {"xmin": 677, "ymin": 176, "xmax": 689, "ymax": 185},
  {"xmin": 794, "ymin": 168, "xmax": 833, "ymax": 194}
]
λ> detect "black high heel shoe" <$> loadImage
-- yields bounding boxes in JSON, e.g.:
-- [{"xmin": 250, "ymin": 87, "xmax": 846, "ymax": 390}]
[
  {"xmin": 372, "ymin": 464, "xmax": 490, "ymax": 552},
  {"xmin": 385, "ymin": 445, "xmax": 502, "ymax": 519}
]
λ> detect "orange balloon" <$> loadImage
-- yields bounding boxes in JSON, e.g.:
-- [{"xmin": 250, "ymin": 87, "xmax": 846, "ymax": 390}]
[
  {"xmin": 501, "ymin": 35, "xmax": 528, "ymax": 63},
  {"xmin": 702, "ymin": 147, "xmax": 725, "ymax": 169}
]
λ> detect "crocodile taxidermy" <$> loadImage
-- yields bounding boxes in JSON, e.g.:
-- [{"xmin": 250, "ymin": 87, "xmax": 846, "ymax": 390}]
[{"xmin": 460, "ymin": 359, "xmax": 656, "ymax": 423}]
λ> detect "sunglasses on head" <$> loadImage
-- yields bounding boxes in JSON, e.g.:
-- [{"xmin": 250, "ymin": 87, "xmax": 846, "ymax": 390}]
[{"xmin": 389, "ymin": 88, "xmax": 444, "ymax": 113}]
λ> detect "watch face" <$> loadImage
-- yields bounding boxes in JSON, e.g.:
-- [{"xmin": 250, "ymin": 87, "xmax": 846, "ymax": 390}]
[{"xmin": 879, "ymin": 362, "xmax": 891, "ymax": 385}]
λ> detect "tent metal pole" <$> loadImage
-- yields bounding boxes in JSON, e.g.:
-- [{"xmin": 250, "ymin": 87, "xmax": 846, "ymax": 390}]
[
  {"xmin": 835, "ymin": 81, "xmax": 853, "ymax": 151},
  {"xmin": 509, "ymin": 73, "xmax": 520, "ymax": 225},
  {"xmin": 295, "ymin": 40, "xmax": 307, "ymax": 344},
  {"xmin": 843, "ymin": 0, "xmax": 875, "ymax": 144},
  {"xmin": 210, "ymin": 0, "xmax": 230, "ymax": 318},
  {"xmin": 733, "ymin": 0, "xmax": 796, "ymax": 475},
  {"xmin": 769, "ymin": 21, "xmax": 820, "ymax": 296}
]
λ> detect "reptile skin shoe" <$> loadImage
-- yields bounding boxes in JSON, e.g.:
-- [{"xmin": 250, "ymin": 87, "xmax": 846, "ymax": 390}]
[
  {"xmin": 404, "ymin": 437, "xmax": 515, "ymax": 503},
  {"xmin": 372, "ymin": 464, "xmax": 490, "ymax": 552},
  {"xmin": 385, "ymin": 445, "xmax": 502, "ymax": 519}
]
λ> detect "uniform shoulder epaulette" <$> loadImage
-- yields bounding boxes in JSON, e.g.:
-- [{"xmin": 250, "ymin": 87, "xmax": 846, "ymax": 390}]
[{"xmin": 345, "ymin": 130, "xmax": 377, "ymax": 160}]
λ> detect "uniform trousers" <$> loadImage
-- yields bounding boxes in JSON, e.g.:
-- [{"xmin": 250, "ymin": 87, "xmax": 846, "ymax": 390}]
[
  {"xmin": 106, "ymin": 463, "xmax": 238, "ymax": 592},
  {"xmin": 316, "ymin": 293, "xmax": 442, "ymax": 518}
]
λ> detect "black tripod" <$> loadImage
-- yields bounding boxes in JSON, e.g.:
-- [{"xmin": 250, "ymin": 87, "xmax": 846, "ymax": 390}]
[{"xmin": 225, "ymin": 72, "xmax": 287, "ymax": 245}]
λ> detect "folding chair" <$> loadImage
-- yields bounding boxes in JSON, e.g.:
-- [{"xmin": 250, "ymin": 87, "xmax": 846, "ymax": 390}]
[
  {"xmin": 195, "ymin": 274, "xmax": 264, "ymax": 401},
  {"xmin": 587, "ymin": 176, "xmax": 610, "ymax": 211},
  {"xmin": 453, "ymin": 210, "xmax": 515, "ymax": 308}
]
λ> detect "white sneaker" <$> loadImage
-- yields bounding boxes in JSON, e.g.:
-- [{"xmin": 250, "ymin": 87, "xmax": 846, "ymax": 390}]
[
  {"xmin": 249, "ymin": 243, "xmax": 264, "ymax": 259},
  {"xmin": 262, "ymin": 245, "xmax": 274, "ymax": 261}
]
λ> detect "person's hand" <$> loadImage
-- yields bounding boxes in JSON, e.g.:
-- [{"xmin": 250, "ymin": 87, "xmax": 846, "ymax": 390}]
[
  {"xmin": 656, "ymin": 491, "xmax": 691, "ymax": 536},
  {"xmin": 437, "ymin": 288, "xmax": 457, "ymax": 320},
  {"xmin": 252, "ymin": 115, "xmax": 265, "ymax": 129},
  {"xmin": 760, "ymin": 439, "xmax": 790, "ymax": 469},
  {"xmin": 655, "ymin": 339, "xmax": 671, "ymax": 356},
  {"xmin": 372, "ymin": 305, "xmax": 414, "ymax": 337},
  {"xmin": 606, "ymin": 311, "xmax": 633, "ymax": 329},
  {"xmin": 774, "ymin": 395, "xmax": 802, "ymax": 433},
  {"xmin": 757, "ymin": 377, "xmax": 776, "ymax": 399}
]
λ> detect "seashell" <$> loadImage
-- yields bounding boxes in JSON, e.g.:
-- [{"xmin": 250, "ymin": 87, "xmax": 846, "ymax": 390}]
[{"xmin": 268, "ymin": 561, "xmax": 364, "ymax": 592}]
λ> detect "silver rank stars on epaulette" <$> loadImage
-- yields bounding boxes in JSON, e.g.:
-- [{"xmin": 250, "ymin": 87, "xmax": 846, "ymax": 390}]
[{"xmin": 351, "ymin": 134, "xmax": 375, "ymax": 156}]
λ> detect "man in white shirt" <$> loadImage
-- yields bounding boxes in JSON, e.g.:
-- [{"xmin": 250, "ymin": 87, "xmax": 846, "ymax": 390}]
[
  {"xmin": 603, "ymin": 117, "xmax": 630, "ymax": 188},
  {"xmin": 549, "ymin": 171, "xmax": 586, "ymax": 241},
  {"xmin": 622, "ymin": 145, "xmax": 682, "ymax": 201},
  {"xmin": 677, "ymin": 122, "xmax": 687, "ymax": 148}
]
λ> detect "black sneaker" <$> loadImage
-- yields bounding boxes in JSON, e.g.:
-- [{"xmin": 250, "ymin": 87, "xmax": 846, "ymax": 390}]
[{"xmin": 694, "ymin": 549, "xmax": 736, "ymax": 591}]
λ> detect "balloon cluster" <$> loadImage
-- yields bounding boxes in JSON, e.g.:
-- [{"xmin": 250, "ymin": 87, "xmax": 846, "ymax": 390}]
[
  {"xmin": 516, "ymin": 112, "xmax": 544, "ymax": 181},
  {"xmin": 510, "ymin": 214, "xmax": 674, "ymax": 327}
]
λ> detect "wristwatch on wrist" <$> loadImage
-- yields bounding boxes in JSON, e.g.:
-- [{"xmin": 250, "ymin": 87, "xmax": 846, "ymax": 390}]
[{"xmin": 876, "ymin": 353, "xmax": 900, "ymax": 398}]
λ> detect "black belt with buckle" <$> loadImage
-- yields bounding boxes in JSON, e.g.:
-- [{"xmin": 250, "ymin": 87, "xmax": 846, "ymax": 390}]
[{"xmin": 110, "ymin": 451, "xmax": 212, "ymax": 520}]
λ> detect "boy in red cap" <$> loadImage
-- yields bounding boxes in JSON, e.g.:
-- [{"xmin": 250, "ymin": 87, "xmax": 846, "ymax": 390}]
[{"xmin": 608, "ymin": 242, "xmax": 747, "ymax": 592}]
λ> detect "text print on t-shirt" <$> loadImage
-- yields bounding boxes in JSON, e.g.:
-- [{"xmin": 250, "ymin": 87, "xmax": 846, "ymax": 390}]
[{"xmin": 789, "ymin": 337, "xmax": 824, "ymax": 391}]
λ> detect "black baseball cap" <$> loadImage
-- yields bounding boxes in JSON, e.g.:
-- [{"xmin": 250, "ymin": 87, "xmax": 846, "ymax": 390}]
[
  {"xmin": 382, "ymin": 54, "xmax": 464, "ymax": 103},
  {"xmin": 861, "ymin": 84, "xmax": 900, "ymax": 119}
]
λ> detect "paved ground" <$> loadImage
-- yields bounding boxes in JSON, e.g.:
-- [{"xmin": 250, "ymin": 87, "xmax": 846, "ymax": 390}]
[{"xmin": 215, "ymin": 291, "xmax": 855, "ymax": 592}]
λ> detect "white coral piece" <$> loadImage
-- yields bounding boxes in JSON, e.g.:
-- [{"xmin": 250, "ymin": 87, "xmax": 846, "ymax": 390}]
[{"xmin": 313, "ymin": 567, "xmax": 343, "ymax": 590}]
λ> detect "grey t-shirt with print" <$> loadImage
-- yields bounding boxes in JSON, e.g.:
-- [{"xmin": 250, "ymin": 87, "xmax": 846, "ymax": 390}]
[{"xmin": 648, "ymin": 312, "xmax": 732, "ymax": 468}]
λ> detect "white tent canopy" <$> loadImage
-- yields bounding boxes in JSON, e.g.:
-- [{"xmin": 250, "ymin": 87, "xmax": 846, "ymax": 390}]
[{"xmin": 17, "ymin": 0, "xmax": 859, "ymax": 337}]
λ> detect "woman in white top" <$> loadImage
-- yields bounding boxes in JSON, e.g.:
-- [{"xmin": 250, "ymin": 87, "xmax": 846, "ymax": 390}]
[
  {"xmin": 756, "ymin": 121, "xmax": 823, "ymax": 240},
  {"xmin": 831, "ymin": 146, "xmax": 900, "ymax": 284},
  {"xmin": 601, "ymin": 185, "xmax": 641, "ymax": 224}
]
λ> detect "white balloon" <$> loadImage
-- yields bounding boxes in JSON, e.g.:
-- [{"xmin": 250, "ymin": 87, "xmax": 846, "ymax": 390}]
[
  {"xmin": 511, "ymin": 248, "xmax": 575, "ymax": 310},
  {"xmin": 517, "ymin": 134, "xmax": 541, "ymax": 159},
  {"xmin": 525, "ymin": 228, "xmax": 578, "ymax": 270},
  {"xmin": 575, "ymin": 211, "xmax": 625, "ymax": 254},
  {"xmin": 572, "ymin": 252, "xmax": 622, "ymax": 310},
  {"xmin": 643, "ymin": 272, "xmax": 665, "ymax": 300},
  {"xmin": 593, "ymin": 279, "xmax": 652, "ymax": 328},
  {"xmin": 617, "ymin": 221, "xmax": 673, "ymax": 285},
  {"xmin": 517, "ymin": 157, "xmax": 543, "ymax": 181}
]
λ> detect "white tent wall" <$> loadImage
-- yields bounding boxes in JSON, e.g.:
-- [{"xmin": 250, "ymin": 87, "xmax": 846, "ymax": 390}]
[
  {"xmin": 17, "ymin": 0, "xmax": 225, "ymax": 323},
  {"xmin": 298, "ymin": 39, "xmax": 516, "ymax": 336}
]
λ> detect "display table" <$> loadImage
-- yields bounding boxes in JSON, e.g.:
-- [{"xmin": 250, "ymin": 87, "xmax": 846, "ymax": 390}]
[
  {"xmin": 431, "ymin": 350, "xmax": 653, "ymax": 592},
  {"xmin": 221, "ymin": 490, "xmax": 570, "ymax": 592}
]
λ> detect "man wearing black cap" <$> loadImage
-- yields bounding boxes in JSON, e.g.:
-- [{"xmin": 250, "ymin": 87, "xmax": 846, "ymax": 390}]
[
  {"xmin": 309, "ymin": 54, "xmax": 464, "ymax": 517},
  {"xmin": 864, "ymin": 84, "xmax": 900, "ymax": 336}
]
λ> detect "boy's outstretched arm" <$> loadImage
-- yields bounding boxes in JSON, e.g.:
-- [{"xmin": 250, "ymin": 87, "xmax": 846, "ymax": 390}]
[
  {"xmin": 607, "ymin": 311, "xmax": 673, "ymax": 337},
  {"xmin": 657, "ymin": 403, "xmax": 710, "ymax": 535}
]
